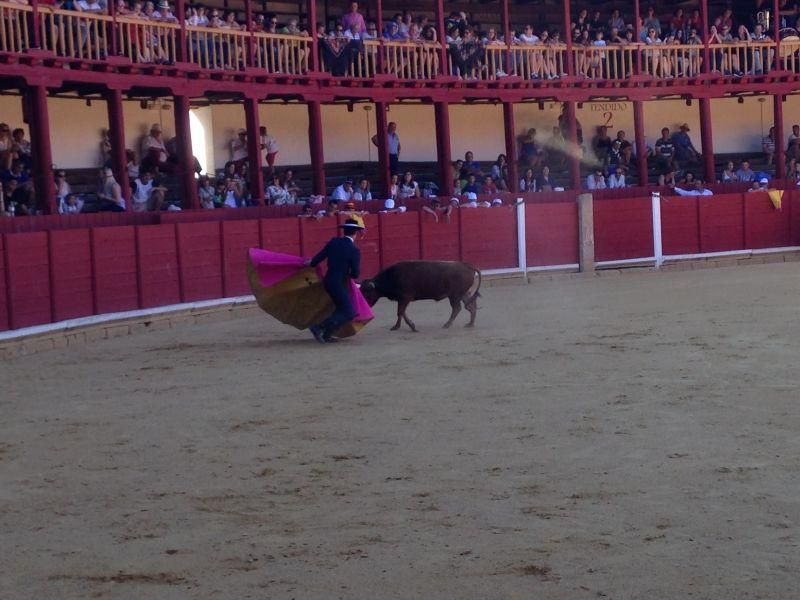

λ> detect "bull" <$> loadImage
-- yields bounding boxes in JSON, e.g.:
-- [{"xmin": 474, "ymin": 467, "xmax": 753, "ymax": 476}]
[{"xmin": 359, "ymin": 261, "xmax": 482, "ymax": 331}]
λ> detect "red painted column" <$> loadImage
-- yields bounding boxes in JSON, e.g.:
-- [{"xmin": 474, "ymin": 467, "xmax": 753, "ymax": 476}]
[
  {"xmin": 374, "ymin": 101, "xmax": 391, "ymax": 198},
  {"xmin": 435, "ymin": 101, "xmax": 453, "ymax": 196},
  {"xmin": 27, "ymin": 85, "xmax": 56, "ymax": 214},
  {"xmin": 633, "ymin": 0, "xmax": 642, "ymax": 74},
  {"xmin": 30, "ymin": 0, "xmax": 42, "ymax": 49},
  {"xmin": 503, "ymin": 101, "xmax": 519, "ymax": 192},
  {"xmin": 376, "ymin": 0, "xmax": 385, "ymax": 73},
  {"xmin": 699, "ymin": 0, "xmax": 710, "ymax": 75},
  {"xmin": 633, "ymin": 100, "xmax": 648, "ymax": 187},
  {"xmin": 774, "ymin": 0, "xmax": 782, "ymax": 71},
  {"xmin": 565, "ymin": 100, "xmax": 581, "ymax": 190},
  {"xmin": 245, "ymin": 96, "xmax": 265, "ymax": 204},
  {"xmin": 108, "ymin": 0, "xmax": 118, "ymax": 57},
  {"xmin": 175, "ymin": 0, "xmax": 187, "ymax": 61},
  {"xmin": 501, "ymin": 0, "xmax": 511, "ymax": 74},
  {"xmin": 774, "ymin": 94, "xmax": 786, "ymax": 179},
  {"xmin": 245, "ymin": 0, "xmax": 256, "ymax": 67},
  {"xmin": 699, "ymin": 97, "xmax": 715, "ymax": 183},
  {"xmin": 106, "ymin": 88, "xmax": 131, "ymax": 207},
  {"xmin": 308, "ymin": 0, "xmax": 319, "ymax": 71},
  {"xmin": 308, "ymin": 100, "xmax": 326, "ymax": 195},
  {"xmin": 435, "ymin": 0, "xmax": 448, "ymax": 75},
  {"xmin": 173, "ymin": 94, "xmax": 199, "ymax": 209},
  {"xmin": 562, "ymin": 0, "xmax": 574, "ymax": 76}
]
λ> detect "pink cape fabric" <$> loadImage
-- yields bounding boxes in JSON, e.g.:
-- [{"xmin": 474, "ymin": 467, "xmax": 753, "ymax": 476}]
[{"xmin": 248, "ymin": 248, "xmax": 374, "ymax": 325}]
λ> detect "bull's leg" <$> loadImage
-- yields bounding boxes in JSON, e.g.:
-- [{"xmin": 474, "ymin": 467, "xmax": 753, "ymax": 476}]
[
  {"xmin": 463, "ymin": 294, "xmax": 477, "ymax": 328},
  {"xmin": 390, "ymin": 301, "xmax": 404, "ymax": 331},
  {"xmin": 442, "ymin": 297, "xmax": 461, "ymax": 329}
]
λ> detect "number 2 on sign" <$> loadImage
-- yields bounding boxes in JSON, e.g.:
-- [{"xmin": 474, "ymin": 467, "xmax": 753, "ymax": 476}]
[{"xmin": 603, "ymin": 111, "xmax": 613, "ymax": 129}]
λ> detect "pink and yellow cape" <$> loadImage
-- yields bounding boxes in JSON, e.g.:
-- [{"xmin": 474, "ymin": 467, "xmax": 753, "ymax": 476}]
[{"xmin": 246, "ymin": 248, "xmax": 374, "ymax": 338}]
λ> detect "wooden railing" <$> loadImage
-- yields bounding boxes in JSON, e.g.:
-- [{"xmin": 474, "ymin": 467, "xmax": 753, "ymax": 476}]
[
  {"xmin": 0, "ymin": 0, "xmax": 31, "ymax": 53},
  {"xmin": 708, "ymin": 41, "xmax": 776, "ymax": 75},
  {"xmin": 779, "ymin": 40, "xmax": 800, "ymax": 72},
  {"xmin": 116, "ymin": 16, "xmax": 179, "ymax": 64},
  {"xmin": 571, "ymin": 45, "xmax": 635, "ymax": 80},
  {"xmin": 510, "ymin": 44, "xmax": 566, "ymax": 80},
  {"xmin": 345, "ymin": 38, "xmax": 378, "ymax": 77},
  {"xmin": 186, "ymin": 25, "xmax": 250, "ymax": 70},
  {"xmin": 253, "ymin": 31, "xmax": 309, "ymax": 74},
  {"xmin": 39, "ymin": 6, "xmax": 111, "ymax": 61},
  {"xmin": 383, "ymin": 40, "xmax": 438, "ymax": 79}
]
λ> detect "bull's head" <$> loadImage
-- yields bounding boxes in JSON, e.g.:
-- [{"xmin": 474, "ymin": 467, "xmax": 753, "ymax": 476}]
[{"xmin": 359, "ymin": 279, "xmax": 380, "ymax": 306}]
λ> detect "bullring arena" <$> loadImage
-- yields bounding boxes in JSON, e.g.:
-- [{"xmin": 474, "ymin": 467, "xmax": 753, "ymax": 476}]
[{"xmin": 3, "ymin": 257, "xmax": 800, "ymax": 599}]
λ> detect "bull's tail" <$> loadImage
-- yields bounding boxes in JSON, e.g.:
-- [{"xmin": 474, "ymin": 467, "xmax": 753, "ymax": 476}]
[{"xmin": 466, "ymin": 268, "xmax": 482, "ymax": 307}]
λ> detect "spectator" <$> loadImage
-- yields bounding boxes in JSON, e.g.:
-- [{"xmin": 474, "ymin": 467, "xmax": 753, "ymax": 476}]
[
  {"xmin": 342, "ymin": 1, "xmax": 366, "ymax": 34},
  {"xmin": 318, "ymin": 198, "xmax": 340, "ymax": 217},
  {"xmin": 609, "ymin": 130, "xmax": 631, "ymax": 165},
  {"xmin": 398, "ymin": 171, "xmax": 420, "ymax": 199},
  {"xmin": 141, "ymin": 123, "xmax": 170, "ymax": 173},
  {"xmin": 0, "ymin": 123, "xmax": 13, "ymax": 169},
  {"xmin": 480, "ymin": 174, "xmax": 498, "ymax": 195},
  {"xmin": 372, "ymin": 121, "xmax": 400, "ymax": 175},
  {"xmin": 11, "ymin": 128, "xmax": 31, "ymax": 169},
  {"xmin": 55, "ymin": 170, "xmax": 71, "ymax": 206},
  {"xmin": 658, "ymin": 167, "xmax": 677, "ymax": 187},
  {"xmin": 519, "ymin": 128, "xmax": 542, "ymax": 168},
  {"xmin": 231, "ymin": 128, "xmax": 248, "ymax": 169},
  {"xmin": 3, "ymin": 179, "xmax": 33, "ymax": 215},
  {"xmin": 672, "ymin": 123, "xmax": 700, "ymax": 166},
  {"xmin": 353, "ymin": 177, "xmax": 372, "ymax": 202},
  {"xmin": 130, "ymin": 170, "xmax": 165, "ymax": 212},
  {"xmin": 461, "ymin": 151, "xmax": 482, "ymax": 177},
  {"xmin": 282, "ymin": 169, "xmax": 301, "ymax": 201},
  {"xmin": 332, "ymin": 178, "xmax": 355, "ymax": 201},
  {"xmin": 720, "ymin": 160, "xmax": 737, "ymax": 183},
  {"xmin": 673, "ymin": 178, "xmax": 713, "ymax": 196},
  {"xmin": 461, "ymin": 173, "xmax": 479, "ymax": 194},
  {"xmin": 58, "ymin": 193, "xmax": 84, "ymax": 215},
  {"xmin": 381, "ymin": 198, "xmax": 406, "ymax": 214},
  {"xmin": 520, "ymin": 168, "xmax": 536, "ymax": 192},
  {"xmin": 748, "ymin": 177, "xmax": 770, "ymax": 192},
  {"xmin": 643, "ymin": 6, "xmax": 662, "ymax": 36},
  {"xmin": 198, "ymin": 176, "xmax": 216, "ymax": 209},
  {"xmin": 422, "ymin": 196, "xmax": 454, "ymax": 223},
  {"xmin": 680, "ymin": 170, "xmax": 696, "ymax": 186},
  {"xmin": 260, "ymin": 126, "xmax": 279, "ymax": 172},
  {"xmin": 536, "ymin": 165, "xmax": 554, "ymax": 191},
  {"xmin": 594, "ymin": 126, "xmax": 613, "ymax": 164},
  {"xmin": 98, "ymin": 167, "xmax": 126, "ymax": 212},
  {"xmin": 222, "ymin": 177, "xmax": 244, "ymax": 208},
  {"xmin": 586, "ymin": 170, "xmax": 607, "ymax": 190},
  {"xmin": 608, "ymin": 166, "xmax": 626, "ymax": 188},
  {"xmin": 126, "ymin": 149, "xmax": 139, "ymax": 181},
  {"xmin": 266, "ymin": 173, "xmax": 291, "ymax": 204},
  {"xmin": 489, "ymin": 154, "xmax": 508, "ymax": 191},
  {"xmin": 787, "ymin": 124, "xmax": 800, "ymax": 161},
  {"xmin": 100, "ymin": 128, "xmax": 111, "ymax": 167},
  {"xmin": 762, "ymin": 127, "xmax": 776, "ymax": 167},
  {"xmin": 452, "ymin": 160, "xmax": 465, "ymax": 193},
  {"xmin": 2, "ymin": 160, "xmax": 29, "ymax": 186},
  {"xmin": 654, "ymin": 127, "xmax": 675, "ymax": 170},
  {"xmin": 735, "ymin": 160, "xmax": 756, "ymax": 182},
  {"xmin": 299, "ymin": 202, "xmax": 316, "ymax": 218}
]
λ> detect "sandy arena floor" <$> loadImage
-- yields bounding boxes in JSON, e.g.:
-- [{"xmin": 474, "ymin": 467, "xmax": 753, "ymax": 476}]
[{"xmin": 2, "ymin": 262, "xmax": 800, "ymax": 599}]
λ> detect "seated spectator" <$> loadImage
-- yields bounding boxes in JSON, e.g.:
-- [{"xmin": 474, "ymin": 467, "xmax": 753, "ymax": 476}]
[
  {"xmin": 672, "ymin": 123, "xmax": 700, "ymax": 165},
  {"xmin": 1, "ymin": 160, "xmax": 29, "ymax": 185},
  {"xmin": 654, "ymin": 127, "xmax": 675, "ymax": 170},
  {"xmin": 58, "ymin": 193, "xmax": 84, "ymax": 215},
  {"xmin": 381, "ymin": 198, "xmax": 406, "ymax": 214},
  {"xmin": 299, "ymin": 203, "xmax": 317, "ymax": 218},
  {"xmin": 520, "ymin": 168, "xmax": 536, "ymax": 192},
  {"xmin": 720, "ymin": 160, "xmax": 736, "ymax": 183},
  {"xmin": 353, "ymin": 177, "xmax": 372, "ymax": 202},
  {"xmin": 748, "ymin": 177, "xmax": 770, "ymax": 192},
  {"xmin": 608, "ymin": 166, "xmax": 626, "ymax": 188},
  {"xmin": 198, "ymin": 176, "xmax": 216, "ymax": 209},
  {"xmin": 536, "ymin": 165, "xmax": 554, "ymax": 191},
  {"xmin": 461, "ymin": 151, "xmax": 483, "ymax": 178},
  {"xmin": 763, "ymin": 127, "xmax": 776, "ymax": 167},
  {"xmin": 231, "ymin": 128, "xmax": 248, "ymax": 169},
  {"xmin": 3, "ymin": 179, "xmax": 30, "ymax": 215},
  {"xmin": 673, "ymin": 178, "xmax": 713, "ymax": 196},
  {"xmin": 11, "ymin": 128, "xmax": 31, "ymax": 170},
  {"xmin": 388, "ymin": 173, "xmax": 399, "ymax": 200},
  {"xmin": 318, "ymin": 198, "xmax": 340, "ymax": 217},
  {"xmin": 126, "ymin": 149, "xmax": 139, "ymax": 181},
  {"xmin": 492, "ymin": 154, "xmax": 509, "ymax": 191},
  {"xmin": 98, "ymin": 167, "xmax": 126, "ymax": 212},
  {"xmin": 480, "ymin": 174, "xmax": 498, "ymax": 195},
  {"xmin": 491, "ymin": 198, "xmax": 503, "ymax": 207},
  {"xmin": 586, "ymin": 170, "xmax": 607, "ymax": 190},
  {"xmin": 267, "ymin": 173, "xmax": 291, "ymax": 205},
  {"xmin": 332, "ymin": 179, "xmax": 355, "ymax": 201},
  {"xmin": 141, "ymin": 123, "xmax": 170, "ymax": 173},
  {"xmin": 222, "ymin": 161, "xmax": 241, "ymax": 182},
  {"xmin": 735, "ymin": 160, "xmax": 756, "ymax": 182},
  {"xmin": 221, "ymin": 178, "xmax": 244, "ymax": 208},
  {"xmin": 680, "ymin": 170, "xmax": 696, "ymax": 186},
  {"xmin": 787, "ymin": 124, "xmax": 800, "ymax": 161},
  {"xmin": 461, "ymin": 174, "xmax": 479, "ymax": 194},
  {"xmin": 398, "ymin": 171, "xmax": 420, "ymax": 199},
  {"xmin": 130, "ymin": 170, "xmax": 166, "ymax": 212},
  {"xmin": 0, "ymin": 123, "xmax": 13, "ymax": 170},
  {"xmin": 609, "ymin": 130, "xmax": 631, "ymax": 165},
  {"xmin": 55, "ymin": 170, "xmax": 71, "ymax": 206},
  {"xmin": 658, "ymin": 167, "xmax": 677, "ymax": 187},
  {"xmin": 452, "ymin": 160, "xmax": 465, "ymax": 193}
]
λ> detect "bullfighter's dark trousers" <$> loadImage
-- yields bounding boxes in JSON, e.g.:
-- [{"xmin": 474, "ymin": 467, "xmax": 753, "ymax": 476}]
[{"xmin": 318, "ymin": 278, "xmax": 356, "ymax": 337}]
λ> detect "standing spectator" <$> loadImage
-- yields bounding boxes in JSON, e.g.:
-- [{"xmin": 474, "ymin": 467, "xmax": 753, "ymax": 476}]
[
  {"xmin": 266, "ymin": 173, "xmax": 291, "ymax": 204},
  {"xmin": 260, "ymin": 126, "xmax": 279, "ymax": 173},
  {"xmin": 332, "ymin": 179, "xmax": 355, "ymax": 201},
  {"xmin": 100, "ymin": 129, "xmax": 112, "ymax": 167},
  {"xmin": 353, "ymin": 177, "xmax": 372, "ymax": 202},
  {"xmin": 11, "ymin": 128, "xmax": 31, "ymax": 169},
  {"xmin": 594, "ymin": 126, "xmax": 613, "ymax": 165},
  {"xmin": 735, "ymin": 160, "xmax": 756, "ymax": 182},
  {"xmin": 231, "ymin": 128, "xmax": 248, "ymax": 170},
  {"xmin": 398, "ymin": 171, "xmax": 420, "ymax": 199},
  {"xmin": 608, "ymin": 166, "xmax": 627, "ymax": 188},
  {"xmin": 341, "ymin": 1, "xmax": 366, "ymax": 34},
  {"xmin": 372, "ymin": 121, "xmax": 400, "ymax": 175},
  {"xmin": 672, "ymin": 123, "xmax": 700, "ymax": 166},
  {"xmin": 491, "ymin": 154, "xmax": 509, "ymax": 190},
  {"xmin": 519, "ymin": 168, "xmax": 536, "ymax": 192},
  {"xmin": 518, "ymin": 128, "xmax": 543, "ymax": 168},
  {"xmin": 787, "ymin": 124, "xmax": 800, "ymax": 161},
  {"xmin": 654, "ymin": 127, "xmax": 676, "ymax": 170},
  {"xmin": 98, "ymin": 167, "xmax": 126, "ymax": 212},
  {"xmin": 762, "ymin": 127, "xmax": 776, "ymax": 167}
]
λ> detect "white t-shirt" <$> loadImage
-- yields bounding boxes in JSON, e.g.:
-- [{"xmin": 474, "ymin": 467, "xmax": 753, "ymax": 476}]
[
  {"xmin": 132, "ymin": 178, "xmax": 154, "ymax": 211},
  {"xmin": 353, "ymin": 190, "xmax": 372, "ymax": 201},
  {"xmin": 608, "ymin": 173, "xmax": 626, "ymax": 188},
  {"xmin": 224, "ymin": 190, "xmax": 239, "ymax": 208},
  {"xmin": 77, "ymin": 0, "xmax": 103, "ymax": 12},
  {"xmin": 231, "ymin": 138, "xmax": 248, "ymax": 162},
  {"xmin": 332, "ymin": 185, "xmax": 354, "ymax": 201},
  {"xmin": 519, "ymin": 33, "xmax": 540, "ymax": 44}
]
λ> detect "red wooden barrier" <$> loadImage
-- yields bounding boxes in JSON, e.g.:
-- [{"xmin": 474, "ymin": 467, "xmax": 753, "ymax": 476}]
[
  {"xmin": 788, "ymin": 190, "xmax": 800, "ymax": 246},
  {"xmin": 660, "ymin": 196, "xmax": 700, "ymax": 256},
  {"xmin": 460, "ymin": 208, "xmax": 517, "ymax": 270},
  {"xmin": 222, "ymin": 220, "xmax": 261, "ymax": 297},
  {"xmin": 525, "ymin": 202, "xmax": 579, "ymax": 267},
  {"xmin": 339, "ymin": 213, "xmax": 380, "ymax": 279},
  {"xmin": 698, "ymin": 193, "xmax": 745, "ymax": 253},
  {"xmin": 378, "ymin": 211, "xmax": 421, "ymax": 267},
  {"xmin": 0, "ymin": 236, "xmax": 8, "ymax": 331},
  {"xmin": 420, "ymin": 209, "xmax": 460, "ymax": 261},
  {"xmin": 49, "ymin": 229, "xmax": 93, "ymax": 322},
  {"xmin": 261, "ymin": 218, "xmax": 302, "ymax": 255},
  {"xmin": 92, "ymin": 226, "xmax": 139, "ymax": 314},
  {"xmin": 136, "ymin": 224, "xmax": 181, "ymax": 308},
  {"xmin": 300, "ymin": 217, "xmax": 339, "ymax": 257},
  {"xmin": 176, "ymin": 222, "xmax": 223, "ymax": 302},
  {"xmin": 593, "ymin": 197, "xmax": 653, "ymax": 262},
  {"xmin": 5, "ymin": 232, "xmax": 52, "ymax": 329},
  {"xmin": 743, "ymin": 192, "xmax": 790, "ymax": 250}
]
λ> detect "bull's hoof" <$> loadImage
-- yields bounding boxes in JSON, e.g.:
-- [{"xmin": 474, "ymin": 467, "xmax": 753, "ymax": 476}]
[
  {"xmin": 465, "ymin": 323, "xmax": 475, "ymax": 328},
  {"xmin": 410, "ymin": 327, "xmax": 418, "ymax": 333},
  {"xmin": 390, "ymin": 325, "xmax": 400, "ymax": 331},
  {"xmin": 442, "ymin": 322, "xmax": 453, "ymax": 329}
]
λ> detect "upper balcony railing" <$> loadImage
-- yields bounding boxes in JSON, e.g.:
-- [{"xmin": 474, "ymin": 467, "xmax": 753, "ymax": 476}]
[{"xmin": 0, "ymin": 3, "xmax": 794, "ymax": 85}]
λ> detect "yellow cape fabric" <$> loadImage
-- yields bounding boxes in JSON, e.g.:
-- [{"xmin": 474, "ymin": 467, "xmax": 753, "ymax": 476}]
[
  {"xmin": 246, "ymin": 262, "xmax": 368, "ymax": 338},
  {"xmin": 768, "ymin": 189, "xmax": 783, "ymax": 211}
]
